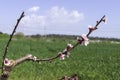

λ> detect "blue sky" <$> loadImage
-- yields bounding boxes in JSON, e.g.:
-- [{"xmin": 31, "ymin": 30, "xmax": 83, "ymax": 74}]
[{"xmin": 0, "ymin": 0, "xmax": 120, "ymax": 38}]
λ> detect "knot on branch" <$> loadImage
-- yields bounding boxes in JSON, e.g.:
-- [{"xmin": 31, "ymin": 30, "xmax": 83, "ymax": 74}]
[
  {"xmin": 58, "ymin": 44, "xmax": 73, "ymax": 60},
  {"xmin": 4, "ymin": 58, "xmax": 15, "ymax": 68},
  {"xmin": 88, "ymin": 25, "xmax": 96, "ymax": 32},
  {"xmin": 0, "ymin": 58, "xmax": 15, "ymax": 80}
]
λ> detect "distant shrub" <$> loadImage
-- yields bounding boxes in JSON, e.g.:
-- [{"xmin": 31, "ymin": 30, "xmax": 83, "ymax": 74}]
[
  {"xmin": 15, "ymin": 32, "xmax": 24, "ymax": 38},
  {"xmin": 0, "ymin": 31, "xmax": 3, "ymax": 34}
]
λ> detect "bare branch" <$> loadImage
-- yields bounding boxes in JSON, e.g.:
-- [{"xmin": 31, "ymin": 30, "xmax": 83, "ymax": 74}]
[
  {"xmin": 1, "ymin": 12, "xmax": 24, "ymax": 73},
  {"xmin": 14, "ymin": 54, "xmax": 33, "ymax": 66}
]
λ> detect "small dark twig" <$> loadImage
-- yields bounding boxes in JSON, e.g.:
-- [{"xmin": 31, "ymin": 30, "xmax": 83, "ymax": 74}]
[
  {"xmin": 59, "ymin": 74, "xmax": 79, "ymax": 80},
  {"xmin": 87, "ymin": 15, "xmax": 106, "ymax": 37},
  {"xmin": 1, "ymin": 12, "xmax": 24, "ymax": 73}
]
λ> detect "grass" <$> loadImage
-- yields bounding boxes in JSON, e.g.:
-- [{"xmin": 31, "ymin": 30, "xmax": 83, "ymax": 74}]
[{"xmin": 0, "ymin": 35, "xmax": 120, "ymax": 80}]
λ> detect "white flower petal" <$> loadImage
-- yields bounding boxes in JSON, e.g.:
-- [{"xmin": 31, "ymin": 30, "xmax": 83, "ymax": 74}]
[
  {"xmin": 82, "ymin": 34, "xmax": 89, "ymax": 41},
  {"xmin": 33, "ymin": 56, "xmax": 37, "ymax": 61},
  {"xmin": 104, "ymin": 18, "xmax": 108, "ymax": 24},
  {"xmin": 88, "ymin": 25, "xmax": 93, "ymax": 28},
  {"xmin": 80, "ymin": 34, "xmax": 89, "ymax": 46},
  {"xmin": 84, "ymin": 41, "xmax": 89, "ymax": 46},
  {"xmin": 60, "ymin": 54, "xmax": 65, "ymax": 60},
  {"xmin": 67, "ymin": 44, "xmax": 73, "ymax": 48}
]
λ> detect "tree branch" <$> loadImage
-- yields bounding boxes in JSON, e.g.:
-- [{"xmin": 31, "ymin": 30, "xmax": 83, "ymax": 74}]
[
  {"xmin": 1, "ymin": 12, "xmax": 24, "ymax": 73},
  {"xmin": 0, "ymin": 15, "xmax": 106, "ymax": 80},
  {"xmin": 86, "ymin": 15, "xmax": 106, "ymax": 37},
  {"xmin": 29, "ymin": 15, "xmax": 106, "ymax": 62},
  {"xmin": 0, "ymin": 54, "xmax": 33, "ymax": 80}
]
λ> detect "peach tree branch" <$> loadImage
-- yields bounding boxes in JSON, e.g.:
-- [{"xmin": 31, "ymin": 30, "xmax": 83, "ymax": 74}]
[
  {"xmin": 29, "ymin": 15, "xmax": 106, "ymax": 63},
  {"xmin": 0, "ymin": 14, "xmax": 106, "ymax": 80},
  {"xmin": 0, "ymin": 12, "xmax": 24, "ymax": 79}
]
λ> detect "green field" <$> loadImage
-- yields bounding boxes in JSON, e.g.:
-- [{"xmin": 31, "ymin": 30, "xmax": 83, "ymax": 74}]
[{"xmin": 0, "ymin": 34, "xmax": 120, "ymax": 80}]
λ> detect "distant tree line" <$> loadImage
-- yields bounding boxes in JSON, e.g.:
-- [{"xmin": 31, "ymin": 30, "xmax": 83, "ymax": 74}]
[
  {"xmin": 0, "ymin": 31, "xmax": 3, "ymax": 34},
  {"xmin": 30, "ymin": 34, "xmax": 77, "ymax": 40},
  {"xmin": 0, "ymin": 31, "xmax": 120, "ymax": 41},
  {"xmin": 29, "ymin": 34, "xmax": 120, "ymax": 41}
]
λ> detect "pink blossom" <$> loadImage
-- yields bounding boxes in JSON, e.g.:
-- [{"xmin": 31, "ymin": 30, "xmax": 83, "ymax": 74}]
[
  {"xmin": 4, "ymin": 58, "xmax": 10, "ymax": 66},
  {"xmin": 4, "ymin": 58, "xmax": 15, "ymax": 67},
  {"xmin": 58, "ymin": 52, "xmax": 65, "ymax": 60},
  {"xmin": 88, "ymin": 25, "xmax": 95, "ymax": 31},
  {"xmin": 63, "ymin": 49, "xmax": 70, "ymax": 58},
  {"xmin": 67, "ymin": 44, "xmax": 73, "ymax": 48},
  {"xmin": 66, "ymin": 44, "xmax": 73, "ymax": 51},
  {"xmin": 81, "ymin": 34, "xmax": 89, "ymax": 46},
  {"xmin": 77, "ymin": 37, "xmax": 82, "ymax": 42},
  {"xmin": 82, "ymin": 34, "xmax": 89, "ymax": 41}
]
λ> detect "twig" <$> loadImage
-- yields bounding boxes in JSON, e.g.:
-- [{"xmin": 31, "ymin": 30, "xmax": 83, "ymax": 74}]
[
  {"xmin": 69, "ymin": 15, "xmax": 106, "ymax": 51},
  {"xmin": 1, "ymin": 12, "xmax": 24, "ymax": 73},
  {"xmin": 87, "ymin": 15, "xmax": 106, "ymax": 37}
]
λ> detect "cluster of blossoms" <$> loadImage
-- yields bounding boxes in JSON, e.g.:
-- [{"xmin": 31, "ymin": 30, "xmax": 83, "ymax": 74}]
[
  {"xmin": 77, "ymin": 34, "xmax": 89, "ymax": 46},
  {"xmin": 58, "ymin": 44, "xmax": 73, "ymax": 60},
  {"xmin": 58, "ymin": 31, "xmax": 91, "ymax": 60},
  {"xmin": 58, "ymin": 17, "xmax": 107, "ymax": 60},
  {"xmin": 76, "ymin": 17, "xmax": 107, "ymax": 47}
]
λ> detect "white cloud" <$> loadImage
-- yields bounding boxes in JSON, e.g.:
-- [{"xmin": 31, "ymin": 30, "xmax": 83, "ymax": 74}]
[
  {"xmin": 21, "ymin": 14, "xmax": 45, "ymax": 28},
  {"xmin": 46, "ymin": 6, "xmax": 84, "ymax": 24},
  {"xmin": 20, "ymin": 6, "xmax": 84, "ymax": 35},
  {"xmin": 28, "ymin": 6, "xmax": 40, "ymax": 13}
]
